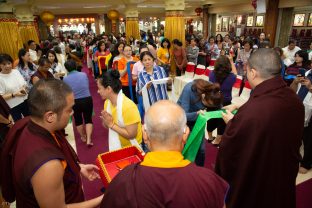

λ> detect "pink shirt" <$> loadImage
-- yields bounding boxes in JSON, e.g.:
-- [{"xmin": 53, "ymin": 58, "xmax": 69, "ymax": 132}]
[
  {"xmin": 132, "ymin": 61, "xmax": 157, "ymax": 76},
  {"xmin": 132, "ymin": 61, "xmax": 144, "ymax": 76}
]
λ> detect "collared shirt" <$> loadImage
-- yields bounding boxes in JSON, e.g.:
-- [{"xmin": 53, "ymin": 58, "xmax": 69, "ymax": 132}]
[
  {"xmin": 17, "ymin": 65, "xmax": 36, "ymax": 92},
  {"xmin": 137, "ymin": 66, "xmax": 168, "ymax": 105}
]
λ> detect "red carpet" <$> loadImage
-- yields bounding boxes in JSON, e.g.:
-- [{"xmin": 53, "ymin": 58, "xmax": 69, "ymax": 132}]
[{"xmin": 72, "ymin": 65, "xmax": 108, "ymax": 200}]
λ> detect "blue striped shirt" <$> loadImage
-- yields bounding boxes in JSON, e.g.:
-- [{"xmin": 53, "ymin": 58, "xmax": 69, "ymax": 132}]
[{"xmin": 137, "ymin": 66, "xmax": 168, "ymax": 105}]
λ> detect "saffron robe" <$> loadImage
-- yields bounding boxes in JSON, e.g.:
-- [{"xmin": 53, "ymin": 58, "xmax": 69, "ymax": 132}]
[
  {"xmin": 215, "ymin": 76, "xmax": 304, "ymax": 208},
  {"xmin": 101, "ymin": 152, "xmax": 228, "ymax": 208},
  {"xmin": 0, "ymin": 117, "xmax": 84, "ymax": 207}
]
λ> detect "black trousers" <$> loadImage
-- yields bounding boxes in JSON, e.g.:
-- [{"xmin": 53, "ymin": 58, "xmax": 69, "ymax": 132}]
[
  {"xmin": 301, "ymin": 120, "xmax": 312, "ymax": 169},
  {"xmin": 73, "ymin": 96, "xmax": 93, "ymax": 126}
]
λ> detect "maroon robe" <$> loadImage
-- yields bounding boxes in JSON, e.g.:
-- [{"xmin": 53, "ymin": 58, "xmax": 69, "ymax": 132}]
[
  {"xmin": 0, "ymin": 117, "xmax": 84, "ymax": 207},
  {"xmin": 215, "ymin": 76, "xmax": 304, "ymax": 208},
  {"xmin": 100, "ymin": 163, "xmax": 228, "ymax": 208},
  {"xmin": 0, "ymin": 96, "xmax": 10, "ymax": 146},
  {"xmin": 31, "ymin": 70, "xmax": 54, "ymax": 84}
]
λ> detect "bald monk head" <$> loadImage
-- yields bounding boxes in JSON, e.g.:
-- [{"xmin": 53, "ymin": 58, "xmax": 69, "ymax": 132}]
[
  {"xmin": 246, "ymin": 48, "xmax": 281, "ymax": 89},
  {"xmin": 143, "ymin": 100, "xmax": 190, "ymax": 152}
]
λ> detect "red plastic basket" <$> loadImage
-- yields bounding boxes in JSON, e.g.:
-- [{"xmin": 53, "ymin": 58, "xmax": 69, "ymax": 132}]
[{"xmin": 96, "ymin": 146, "xmax": 145, "ymax": 187}]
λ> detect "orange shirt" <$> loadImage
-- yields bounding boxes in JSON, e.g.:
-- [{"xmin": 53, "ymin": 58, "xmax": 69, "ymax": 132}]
[{"xmin": 118, "ymin": 56, "xmax": 139, "ymax": 86}]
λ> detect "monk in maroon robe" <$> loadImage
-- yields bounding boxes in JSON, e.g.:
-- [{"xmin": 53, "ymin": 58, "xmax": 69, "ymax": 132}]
[
  {"xmin": 0, "ymin": 79, "xmax": 102, "ymax": 208},
  {"xmin": 101, "ymin": 100, "xmax": 228, "ymax": 208},
  {"xmin": 216, "ymin": 49, "xmax": 304, "ymax": 208}
]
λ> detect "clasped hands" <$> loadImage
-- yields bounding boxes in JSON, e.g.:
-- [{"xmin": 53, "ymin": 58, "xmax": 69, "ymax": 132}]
[{"xmin": 100, "ymin": 110, "xmax": 114, "ymax": 129}]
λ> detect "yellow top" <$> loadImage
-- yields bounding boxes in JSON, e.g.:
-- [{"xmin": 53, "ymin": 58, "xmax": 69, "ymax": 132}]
[
  {"xmin": 104, "ymin": 94, "xmax": 142, "ymax": 147},
  {"xmin": 141, "ymin": 151, "xmax": 190, "ymax": 168},
  {"xmin": 157, "ymin": 47, "xmax": 170, "ymax": 65}
]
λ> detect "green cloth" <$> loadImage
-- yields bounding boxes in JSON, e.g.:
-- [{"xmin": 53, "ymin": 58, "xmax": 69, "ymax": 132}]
[{"xmin": 182, "ymin": 110, "xmax": 237, "ymax": 162}]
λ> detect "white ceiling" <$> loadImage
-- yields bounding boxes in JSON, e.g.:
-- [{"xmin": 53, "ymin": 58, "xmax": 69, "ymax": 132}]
[{"xmin": 7, "ymin": 0, "xmax": 250, "ymax": 17}]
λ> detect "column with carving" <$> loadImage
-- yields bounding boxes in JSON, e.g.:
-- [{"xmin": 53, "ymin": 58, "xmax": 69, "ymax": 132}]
[
  {"xmin": 15, "ymin": 4, "xmax": 39, "ymax": 46},
  {"xmin": 125, "ymin": 6, "xmax": 140, "ymax": 43},
  {"xmin": 202, "ymin": 5, "xmax": 209, "ymax": 39}
]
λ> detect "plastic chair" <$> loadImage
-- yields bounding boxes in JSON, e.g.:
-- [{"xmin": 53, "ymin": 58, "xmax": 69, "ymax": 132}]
[
  {"xmin": 194, "ymin": 65, "xmax": 207, "ymax": 80},
  {"xmin": 185, "ymin": 62, "xmax": 195, "ymax": 78}
]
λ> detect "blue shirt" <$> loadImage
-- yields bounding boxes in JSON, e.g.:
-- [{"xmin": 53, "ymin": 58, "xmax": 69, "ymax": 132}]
[
  {"xmin": 209, "ymin": 71, "xmax": 236, "ymax": 104},
  {"xmin": 63, "ymin": 71, "xmax": 91, "ymax": 99},
  {"xmin": 137, "ymin": 66, "xmax": 168, "ymax": 105},
  {"xmin": 177, "ymin": 82, "xmax": 206, "ymax": 122}
]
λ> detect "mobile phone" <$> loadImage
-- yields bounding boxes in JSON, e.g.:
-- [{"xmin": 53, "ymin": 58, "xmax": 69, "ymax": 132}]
[{"xmin": 299, "ymin": 68, "xmax": 306, "ymax": 78}]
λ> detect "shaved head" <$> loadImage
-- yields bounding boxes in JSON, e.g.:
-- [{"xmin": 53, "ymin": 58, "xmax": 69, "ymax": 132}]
[
  {"xmin": 247, "ymin": 48, "xmax": 281, "ymax": 79},
  {"xmin": 144, "ymin": 100, "xmax": 187, "ymax": 144}
]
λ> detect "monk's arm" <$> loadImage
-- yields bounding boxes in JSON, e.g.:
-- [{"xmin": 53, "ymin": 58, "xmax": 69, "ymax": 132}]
[
  {"xmin": 31, "ymin": 159, "xmax": 103, "ymax": 208},
  {"xmin": 111, "ymin": 122, "xmax": 138, "ymax": 140}
]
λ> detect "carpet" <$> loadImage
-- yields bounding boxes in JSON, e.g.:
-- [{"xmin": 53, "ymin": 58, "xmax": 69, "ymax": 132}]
[{"xmin": 72, "ymin": 65, "xmax": 108, "ymax": 200}]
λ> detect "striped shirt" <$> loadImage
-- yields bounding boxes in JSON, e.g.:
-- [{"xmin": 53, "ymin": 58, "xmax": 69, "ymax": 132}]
[{"xmin": 137, "ymin": 66, "xmax": 168, "ymax": 105}]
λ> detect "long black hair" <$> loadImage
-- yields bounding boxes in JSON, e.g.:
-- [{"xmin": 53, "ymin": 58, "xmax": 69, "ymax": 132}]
[
  {"xmin": 18, "ymin": 48, "xmax": 34, "ymax": 71},
  {"xmin": 98, "ymin": 70, "xmax": 122, "ymax": 93}
]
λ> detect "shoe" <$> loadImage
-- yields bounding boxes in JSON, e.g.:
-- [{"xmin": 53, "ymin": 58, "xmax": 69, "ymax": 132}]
[{"xmin": 208, "ymin": 137, "xmax": 216, "ymax": 143}]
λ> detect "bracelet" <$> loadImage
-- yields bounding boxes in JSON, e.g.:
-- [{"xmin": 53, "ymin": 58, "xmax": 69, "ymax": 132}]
[{"xmin": 109, "ymin": 122, "xmax": 115, "ymax": 129}]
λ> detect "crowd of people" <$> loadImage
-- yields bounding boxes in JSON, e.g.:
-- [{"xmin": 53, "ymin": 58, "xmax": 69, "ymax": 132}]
[{"xmin": 0, "ymin": 29, "xmax": 311, "ymax": 208}]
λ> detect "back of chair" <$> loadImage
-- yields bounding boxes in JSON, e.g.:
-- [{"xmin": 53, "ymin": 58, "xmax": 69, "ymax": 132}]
[
  {"xmin": 185, "ymin": 62, "xmax": 195, "ymax": 78},
  {"xmin": 195, "ymin": 64, "xmax": 206, "ymax": 75}
]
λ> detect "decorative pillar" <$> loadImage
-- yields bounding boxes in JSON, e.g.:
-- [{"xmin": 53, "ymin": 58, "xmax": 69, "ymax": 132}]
[
  {"xmin": 107, "ymin": 10, "xmax": 119, "ymax": 35},
  {"xmin": 264, "ymin": 0, "xmax": 279, "ymax": 46},
  {"xmin": 210, "ymin": 14, "xmax": 216, "ymax": 36},
  {"xmin": 125, "ymin": 6, "xmax": 140, "ymax": 43},
  {"xmin": 164, "ymin": 0, "xmax": 185, "ymax": 76},
  {"xmin": 202, "ymin": 5, "xmax": 209, "ymax": 39},
  {"xmin": 277, "ymin": 7, "xmax": 294, "ymax": 48},
  {"xmin": 104, "ymin": 14, "xmax": 111, "ymax": 34},
  {"xmin": 15, "ymin": 4, "xmax": 39, "ymax": 46},
  {"xmin": 39, "ymin": 11, "xmax": 55, "ymax": 40},
  {"xmin": 95, "ymin": 15, "xmax": 100, "ymax": 35},
  {"xmin": 0, "ymin": 3, "xmax": 23, "ymax": 60},
  {"xmin": 164, "ymin": 0, "xmax": 185, "ymax": 46}
]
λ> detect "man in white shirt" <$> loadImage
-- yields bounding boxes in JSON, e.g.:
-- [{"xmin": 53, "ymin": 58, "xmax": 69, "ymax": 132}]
[
  {"xmin": 282, "ymin": 40, "xmax": 301, "ymax": 67},
  {"xmin": 28, "ymin": 40, "xmax": 38, "ymax": 64}
]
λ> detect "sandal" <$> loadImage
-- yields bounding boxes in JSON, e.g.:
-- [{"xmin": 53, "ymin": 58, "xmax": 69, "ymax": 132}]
[{"xmin": 81, "ymin": 136, "xmax": 87, "ymax": 143}]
